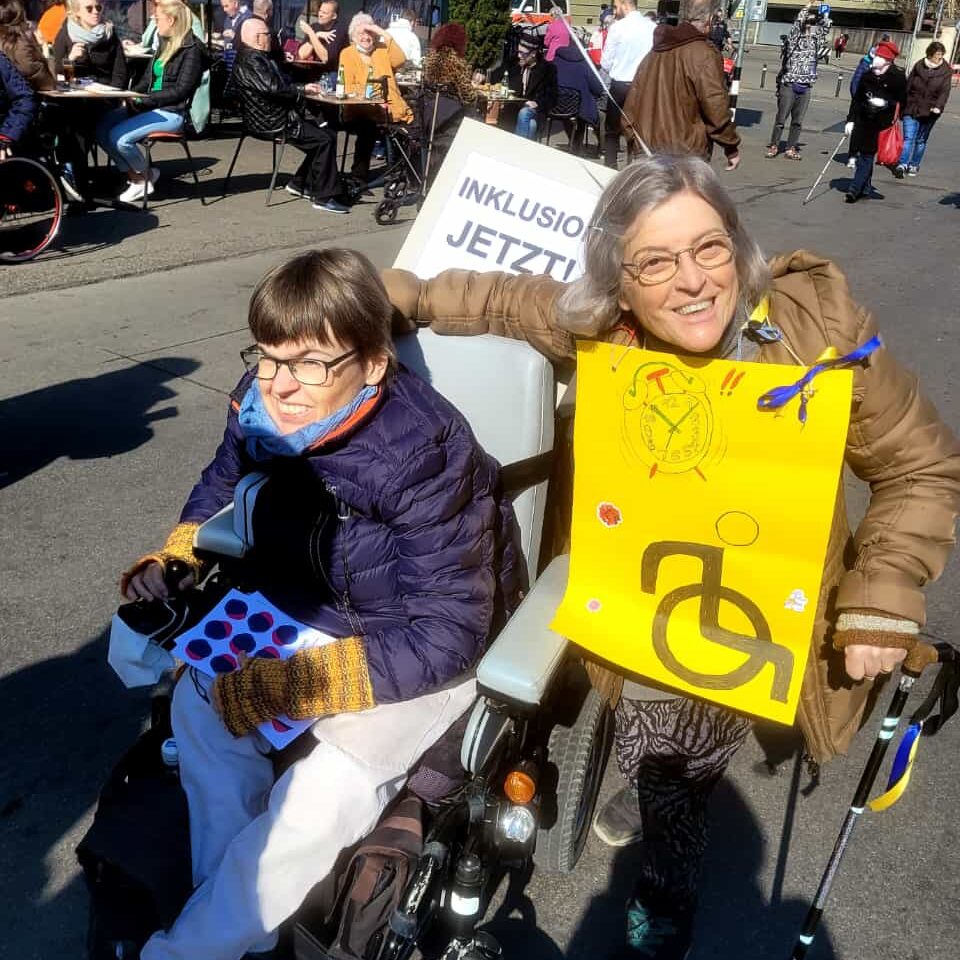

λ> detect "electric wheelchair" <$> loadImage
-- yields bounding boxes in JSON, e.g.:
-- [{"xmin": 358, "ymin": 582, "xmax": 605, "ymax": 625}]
[{"xmin": 94, "ymin": 328, "xmax": 611, "ymax": 960}]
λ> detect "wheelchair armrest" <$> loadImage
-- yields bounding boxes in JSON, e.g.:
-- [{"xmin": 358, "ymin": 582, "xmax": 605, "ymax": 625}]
[
  {"xmin": 193, "ymin": 471, "xmax": 269, "ymax": 559},
  {"xmin": 476, "ymin": 555, "xmax": 569, "ymax": 707}
]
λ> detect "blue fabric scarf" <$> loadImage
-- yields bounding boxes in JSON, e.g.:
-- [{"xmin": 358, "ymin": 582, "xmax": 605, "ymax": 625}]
[{"xmin": 238, "ymin": 379, "xmax": 378, "ymax": 461}]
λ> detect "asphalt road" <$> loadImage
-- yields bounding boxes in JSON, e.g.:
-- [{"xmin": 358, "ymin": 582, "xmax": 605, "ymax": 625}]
[{"xmin": 2, "ymin": 52, "xmax": 959, "ymax": 960}]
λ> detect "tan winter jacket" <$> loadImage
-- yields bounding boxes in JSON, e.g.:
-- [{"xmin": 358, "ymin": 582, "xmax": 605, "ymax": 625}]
[{"xmin": 382, "ymin": 251, "xmax": 960, "ymax": 763}]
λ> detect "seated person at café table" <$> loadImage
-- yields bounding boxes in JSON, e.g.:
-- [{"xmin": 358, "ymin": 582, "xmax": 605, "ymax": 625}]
[
  {"xmin": 134, "ymin": 0, "xmax": 204, "ymax": 52},
  {"xmin": 506, "ymin": 37, "xmax": 556, "ymax": 140},
  {"xmin": 337, "ymin": 12, "xmax": 411, "ymax": 180},
  {"xmin": 296, "ymin": 0, "xmax": 346, "ymax": 73},
  {"xmin": 0, "ymin": 0, "xmax": 55, "ymax": 92},
  {"xmin": 422, "ymin": 21, "xmax": 475, "ymax": 104},
  {"xmin": 0, "ymin": 48, "xmax": 35, "ymax": 158},
  {"xmin": 94, "ymin": 0, "xmax": 203, "ymax": 204},
  {"xmin": 233, "ymin": 17, "xmax": 348, "ymax": 214},
  {"xmin": 219, "ymin": 0, "xmax": 250, "ymax": 73},
  {"xmin": 52, "ymin": 0, "xmax": 127, "ymax": 87}
]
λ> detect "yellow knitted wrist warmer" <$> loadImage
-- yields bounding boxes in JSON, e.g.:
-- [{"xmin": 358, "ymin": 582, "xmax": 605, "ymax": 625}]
[
  {"xmin": 215, "ymin": 636, "xmax": 375, "ymax": 738},
  {"xmin": 120, "ymin": 522, "xmax": 202, "ymax": 595}
]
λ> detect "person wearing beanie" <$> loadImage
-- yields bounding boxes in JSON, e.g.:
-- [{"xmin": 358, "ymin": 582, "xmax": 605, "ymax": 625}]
[{"xmin": 843, "ymin": 38, "xmax": 906, "ymax": 203}]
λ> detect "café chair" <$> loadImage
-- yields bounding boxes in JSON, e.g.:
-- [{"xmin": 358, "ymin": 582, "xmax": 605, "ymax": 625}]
[
  {"xmin": 221, "ymin": 128, "xmax": 289, "ymax": 206},
  {"xmin": 139, "ymin": 131, "xmax": 205, "ymax": 211}
]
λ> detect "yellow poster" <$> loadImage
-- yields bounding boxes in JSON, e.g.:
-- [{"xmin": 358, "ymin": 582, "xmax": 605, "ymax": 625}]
[{"xmin": 551, "ymin": 342, "xmax": 853, "ymax": 724}]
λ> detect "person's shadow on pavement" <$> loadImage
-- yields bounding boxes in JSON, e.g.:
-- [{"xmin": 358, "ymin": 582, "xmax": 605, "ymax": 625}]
[{"xmin": 0, "ymin": 357, "xmax": 201, "ymax": 489}]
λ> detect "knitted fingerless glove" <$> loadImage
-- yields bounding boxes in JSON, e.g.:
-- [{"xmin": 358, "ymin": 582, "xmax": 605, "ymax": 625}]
[
  {"xmin": 832, "ymin": 609, "xmax": 919, "ymax": 653},
  {"xmin": 213, "ymin": 636, "xmax": 375, "ymax": 738},
  {"xmin": 120, "ymin": 522, "xmax": 202, "ymax": 595}
]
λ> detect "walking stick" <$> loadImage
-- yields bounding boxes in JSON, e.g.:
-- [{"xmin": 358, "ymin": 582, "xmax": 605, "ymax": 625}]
[
  {"xmin": 801, "ymin": 134, "xmax": 847, "ymax": 206},
  {"xmin": 789, "ymin": 640, "xmax": 959, "ymax": 959}
]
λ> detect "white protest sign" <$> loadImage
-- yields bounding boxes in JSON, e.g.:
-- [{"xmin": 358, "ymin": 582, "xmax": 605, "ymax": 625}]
[{"xmin": 394, "ymin": 118, "xmax": 615, "ymax": 281}]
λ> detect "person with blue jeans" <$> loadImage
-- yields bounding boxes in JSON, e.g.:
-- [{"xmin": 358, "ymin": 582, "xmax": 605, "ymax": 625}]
[
  {"xmin": 96, "ymin": 0, "xmax": 204, "ymax": 204},
  {"xmin": 843, "ymin": 38, "xmax": 905, "ymax": 204},
  {"xmin": 894, "ymin": 40, "xmax": 951, "ymax": 179},
  {"xmin": 509, "ymin": 38, "xmax": 556, "ymax": 141}
]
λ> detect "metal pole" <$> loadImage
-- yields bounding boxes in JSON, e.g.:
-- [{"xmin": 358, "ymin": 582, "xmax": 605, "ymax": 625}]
[
  {"xmin": 760, "ymin": 63, "xmax": 767, "ymax": 87},
  {"xmin": 834, "ymin": 71, "xmax": 842, "ymax": 96},
  {"xmin": 730, "ymin": 3, "xmax": 750, "ymax": 122}
]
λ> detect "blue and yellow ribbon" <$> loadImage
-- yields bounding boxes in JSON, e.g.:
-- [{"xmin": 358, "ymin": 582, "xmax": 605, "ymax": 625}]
[
  {"xmin": 757, "ymin": 335, "xmax": 883, "ymax": 424},
  {"xmin": 869, "ymin": 721, "xmax": 923, "ymax": 812}
]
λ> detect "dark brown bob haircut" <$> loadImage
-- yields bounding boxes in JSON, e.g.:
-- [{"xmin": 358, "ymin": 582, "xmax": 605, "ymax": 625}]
[{"xmin": 248, "ymin": 248, "xmax": 396, "ymax": 367}]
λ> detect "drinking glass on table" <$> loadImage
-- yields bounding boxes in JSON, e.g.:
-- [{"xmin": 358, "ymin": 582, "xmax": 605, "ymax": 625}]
[{"xmin": 62, "ymin": 60, "xmax": 76, "ymax": 84}]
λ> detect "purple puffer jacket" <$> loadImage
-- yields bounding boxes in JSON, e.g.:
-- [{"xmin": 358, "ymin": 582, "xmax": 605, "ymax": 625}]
[{"xmin": 180, "ymin": 366, "xmax": 526, "ymax": 705}]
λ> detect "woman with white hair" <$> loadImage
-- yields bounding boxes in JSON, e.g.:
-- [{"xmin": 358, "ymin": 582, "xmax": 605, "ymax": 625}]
[
  {"xmin": 544, "ymin": 4, "xmax": 569, "ymax": 62},
  {"xmin": 335, "ymin": 11, "xmax": 411, "ymax": 180},
  {"xmin": 382, "ymin": 154, "xmax": 960, "ymax": 957}
]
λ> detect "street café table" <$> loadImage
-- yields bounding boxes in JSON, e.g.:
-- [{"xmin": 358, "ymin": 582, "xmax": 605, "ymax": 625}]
[{"xmin": 41, "ymin": 83, "xmax": 140, "ymax": 99}]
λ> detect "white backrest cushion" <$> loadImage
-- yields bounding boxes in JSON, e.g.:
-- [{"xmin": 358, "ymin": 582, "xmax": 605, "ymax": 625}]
[{"xmin": 395, "ymin": 329, "xmax": 554, "ymax": 579}]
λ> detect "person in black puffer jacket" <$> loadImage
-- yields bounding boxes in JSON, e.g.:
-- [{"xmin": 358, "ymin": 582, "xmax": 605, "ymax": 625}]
[
  {"xmin": 52, "ymin": 0, "xmax": 127, "ymax": 87},
  {"xmin": 95, "ymin": 0, "xmax": 204, "ymax": 205},
  {"xmin": 231, "ymin": 17, "xmax": 347, "ymax": 213},
  {"xmin": 894, "ymin": 40, "xmax": 952, "ymax": 178},
  {"xmin": 843, "ymin": 38, "xmax": 906, "ymax": 203}
]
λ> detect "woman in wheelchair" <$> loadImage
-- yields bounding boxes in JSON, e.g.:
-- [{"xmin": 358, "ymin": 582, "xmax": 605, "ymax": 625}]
[
  {"xmin": 0, "ymin": 46, "xmax": 32, "ymax": 155},
  {"xmin": 382, "ymin": 155, "xmax": 960, "ymax": 958},
  {"xmin": 94, "ymin": 0, "xmax": 202, "ymax": 205},
  {"xmin": 119, "ymin": 248, "xmax": 524, "ymax": 960}
]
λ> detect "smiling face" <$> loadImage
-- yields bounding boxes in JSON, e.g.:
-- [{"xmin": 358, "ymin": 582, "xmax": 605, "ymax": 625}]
[
  {"xmin": 257, "ymin": 337, "xmax": 388, "ymax": 435},
  {"xmin": 618, "ymin": 191, "xmax": 739, "ymax": 354},
  {"xmin": 77, "ymin": 0, "xmax": 102, "ymax": 29},
  {"xmin": 355, "ymin": 27, "xmax": 377, "ymax": 53},
  {"xmin": 316, "ymin": 1, "xmax": 337, "ymax": 28}
]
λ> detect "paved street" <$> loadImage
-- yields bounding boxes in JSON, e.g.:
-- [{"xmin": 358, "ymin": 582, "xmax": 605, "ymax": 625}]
[{"xmin": 2, "ymin": 45, "xmax": 959, "ymax": 960}]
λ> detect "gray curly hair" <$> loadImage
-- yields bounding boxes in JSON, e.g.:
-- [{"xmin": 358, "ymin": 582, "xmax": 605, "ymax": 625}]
[{"xmin": 556, "ymin": 155, "xmax": 770, "ymax": 338}]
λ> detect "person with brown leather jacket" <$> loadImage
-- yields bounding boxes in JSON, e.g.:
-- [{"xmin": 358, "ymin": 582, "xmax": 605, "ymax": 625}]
[
  {"xmin": 622, "ymin": 0, "xmax": 739, "ymax": 170},
  {"xmin": 0, "ymin": 0, "xmax": 55, "ymax": 91},
  {"xmin": 382, "ymin": 154, "xmax": 960, "ymax": 958}
]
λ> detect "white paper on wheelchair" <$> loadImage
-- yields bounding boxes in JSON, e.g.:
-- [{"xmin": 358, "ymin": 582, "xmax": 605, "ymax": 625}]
[{"xmin": 168, "ymin": 588, "xmax": 337, "ymax": 748}]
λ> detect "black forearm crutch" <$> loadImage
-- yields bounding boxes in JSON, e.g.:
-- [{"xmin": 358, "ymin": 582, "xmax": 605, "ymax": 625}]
[{"xmin": 789, "ymin": 640, "xmax": 959, "ymax": 959}]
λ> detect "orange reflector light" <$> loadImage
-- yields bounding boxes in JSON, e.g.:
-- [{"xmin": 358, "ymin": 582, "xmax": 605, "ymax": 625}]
[{"xmin": 504, "ymin": 770, "xmax": 536, "ymax": 805}]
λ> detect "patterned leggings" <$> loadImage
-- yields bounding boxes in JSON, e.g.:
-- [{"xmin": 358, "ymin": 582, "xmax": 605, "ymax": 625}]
[{"xmin": 615, "ymin": 696, "xmax": 752, "ymax": 910}]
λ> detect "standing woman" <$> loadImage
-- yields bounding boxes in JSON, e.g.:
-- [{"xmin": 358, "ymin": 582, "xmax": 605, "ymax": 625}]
[
  {"xmin": 382, "ymin": 155, "xmax": 960, "ymax": 959},
  {"xmin": 95, "ymin": 0, "xmax": 202, "ymax": 204},
  {"xmin": 844, "ymin": 38, "xmax": 906, "ymax": 203},
  {"xmin": 52, "ymin": 0, "xmax": 127, "ymax": 87},
  {"xmin": 894, "ymin": 40, "xmax": 951, "ymax": 179}
]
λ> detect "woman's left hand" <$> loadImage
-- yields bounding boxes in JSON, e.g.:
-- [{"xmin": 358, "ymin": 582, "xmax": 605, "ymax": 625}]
[
  {"xmin": 833, "ymin": 610, "xmax": 919, "ymax": 682},
  {"xmin": 843, "ymin": 644, "xmax": 907, "ymax": 681}
]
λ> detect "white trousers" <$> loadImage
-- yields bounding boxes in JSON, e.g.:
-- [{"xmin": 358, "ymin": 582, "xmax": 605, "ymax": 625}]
[{"xmin": 141, "ymin": 669, "xmax": 477, "ymax": 960}]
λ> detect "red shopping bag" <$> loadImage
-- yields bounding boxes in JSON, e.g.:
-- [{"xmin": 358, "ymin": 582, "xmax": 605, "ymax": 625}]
[{"xmin": 877, "ymin": 106, "xmax": 904, "ymax": 166}]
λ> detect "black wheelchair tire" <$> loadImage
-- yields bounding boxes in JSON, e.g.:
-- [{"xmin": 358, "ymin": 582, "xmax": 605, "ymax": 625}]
[
  {"xmin": 0, "ymin": 156, "xmax": 63, "ymax": 263},
  {"xmin": 534, "ymin": 686, "xmax": 612, "ymax": 874}
]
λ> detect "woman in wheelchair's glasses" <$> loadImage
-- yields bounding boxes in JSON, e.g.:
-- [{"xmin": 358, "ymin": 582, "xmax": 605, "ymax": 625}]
[
  {"xmin": 120, "ymin": 248, "xmax": 523, "ymax": 960},
  {"xmin": 382, "ymin": 154, "xmax": 960, "ymax": 958}
]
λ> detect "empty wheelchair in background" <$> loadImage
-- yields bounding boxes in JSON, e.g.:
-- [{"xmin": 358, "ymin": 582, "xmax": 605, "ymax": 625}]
[
  {"xmin": 96, "ymin": 328, "xmax": 612, "ymax": 960},
  {"xmin": 0, "ymin": 156, "xmax": 63, "ymax": 262}
]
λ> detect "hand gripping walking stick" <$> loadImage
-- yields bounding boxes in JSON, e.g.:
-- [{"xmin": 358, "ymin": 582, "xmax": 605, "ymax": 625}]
[
  {"xmin": 789, "ymin": 639, "xmax": 959, "ymax": 959},
  {"xmin": 802, "ymin": 134, "xmax": 848, "ymax": 206}
]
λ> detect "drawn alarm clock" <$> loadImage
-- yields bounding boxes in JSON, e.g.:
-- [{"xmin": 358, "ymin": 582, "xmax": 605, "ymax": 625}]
[{"xmin": 622, "ymin": 362, "xmax": 716, "ymax": 476}]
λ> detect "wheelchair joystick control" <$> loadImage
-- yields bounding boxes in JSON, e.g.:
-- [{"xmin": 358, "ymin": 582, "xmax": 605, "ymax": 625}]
[{"xmin": 448, "ymin": 853, "xmax": 482, "ymax": 922}]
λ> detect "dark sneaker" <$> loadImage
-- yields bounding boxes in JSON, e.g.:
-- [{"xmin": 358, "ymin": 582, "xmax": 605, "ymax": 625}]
[
  {"xmin": 621, "ymin": 898, "xmax": 693, "ymax": 959},
  {"xmin": 844, "ymin": 192, "xmax": 858, "ymax": 204},
  {"xmin": 312, "ymin": 197, "xmax": 350, "ymax": 214},
  {"xmin": 893, "ymin": 165, "xmax": 906, "ymax": 179},
  {"xmin": 593, "ymin": 786, "xmax": 643, "ymax": 847},
  {"xmin": 285, "ymin": 181, "xmax": 308, "ymax": 198}
]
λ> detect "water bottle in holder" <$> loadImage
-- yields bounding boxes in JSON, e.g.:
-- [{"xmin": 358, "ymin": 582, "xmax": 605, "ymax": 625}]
[
  {"xmin": 364, "ymin": 65, "xmax": 375, "ymax": 99},
  {"xmin": 335, "ymin": 62, "xmax": 345, "ymax": 98}
]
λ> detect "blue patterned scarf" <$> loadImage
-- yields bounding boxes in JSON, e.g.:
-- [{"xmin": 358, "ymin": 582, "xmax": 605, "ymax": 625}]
[{"xmin": 238, "ymin": 379, "xmax": 378, "ymax": 461}]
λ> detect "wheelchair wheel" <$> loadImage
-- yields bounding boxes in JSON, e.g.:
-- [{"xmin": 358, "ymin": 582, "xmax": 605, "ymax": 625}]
[
  {"xmin": 534, "ymin": 685, "xmax": 612, "ymax": 874},
  {"xmin": 0, "ymin": 157, "xmax": 63, "ymax": 263},
  {"xmin": 376, "ymin": 198, "xmax": 399, "ymax": 225}
]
